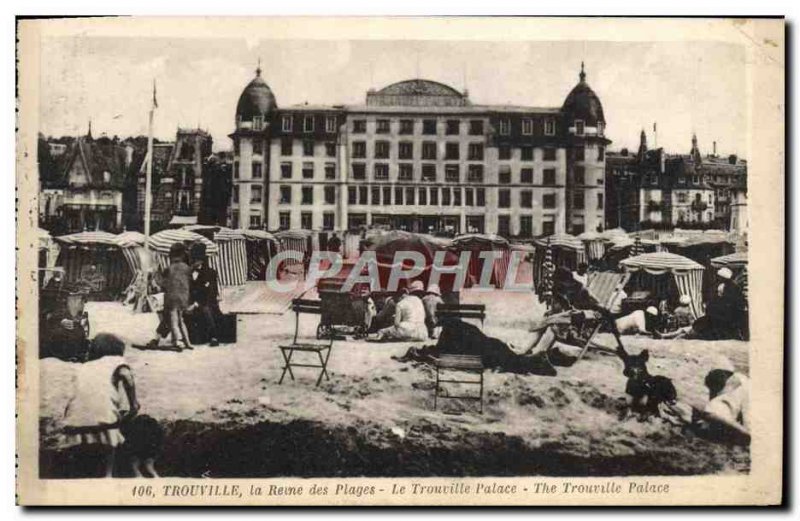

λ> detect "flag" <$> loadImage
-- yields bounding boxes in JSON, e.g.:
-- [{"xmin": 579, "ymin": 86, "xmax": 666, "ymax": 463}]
[
  {"xmin": 152, "ymin": 80, "xmax": 158, "ymax": 109},
  {"xmin": 653, "ymin": 122, "xmax": 657, "ymax": 132}
]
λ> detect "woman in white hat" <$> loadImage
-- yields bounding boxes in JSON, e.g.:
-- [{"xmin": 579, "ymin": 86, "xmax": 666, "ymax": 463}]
[
  {"xmin": 614, "ymin": 306, "xmax": 660, "ymax": 336},
  {"xmin": 672, "ymin": 294, "xmax": 694, "ymax": 328}
]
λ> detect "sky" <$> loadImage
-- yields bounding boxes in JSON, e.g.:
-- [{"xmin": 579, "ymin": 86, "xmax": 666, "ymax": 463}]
[{"xmin": 39, "ymin": 36, "xmax": 747, "ymax": 156}]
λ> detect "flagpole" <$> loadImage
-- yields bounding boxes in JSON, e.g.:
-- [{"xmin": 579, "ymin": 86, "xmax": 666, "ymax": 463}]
[{"xmin": 144, "ymin": 80, "xmax": 156, "ymax": 240}]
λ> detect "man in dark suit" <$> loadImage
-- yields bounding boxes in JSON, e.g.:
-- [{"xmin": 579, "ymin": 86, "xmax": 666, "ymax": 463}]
[{"xmin": 187, "ymin": 242, "xmax": 222, "ymax": 346}]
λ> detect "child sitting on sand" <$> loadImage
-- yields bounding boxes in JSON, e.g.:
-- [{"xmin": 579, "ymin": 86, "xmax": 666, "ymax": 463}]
[{"xmin": 61, "ymin": 333, "xmax": 139, "ymax": 477}]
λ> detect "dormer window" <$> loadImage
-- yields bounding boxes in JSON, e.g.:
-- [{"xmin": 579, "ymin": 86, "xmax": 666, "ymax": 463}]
[
  {"xmin": 522, "ymin": 118, "xmax": 533, "ymax": 135},
  {"xmin": 303, "ymin": 116, "xmax": 315, "ymax": 133},
  {"xmin": 253, "ymin": 116, "xmax": 263, "ymax": 131},
  {"xmin": 575, "ymin": 120, "xmax": 585, "ymax": 136},
  {"xmin": 281, "ymin": 115, "xmax": 293, "ymax": 132},
  {"xmin": 545, "ymin": 118, "xmax": 555, "ymax": 136},
  {"xmin": 325, "ymin": 116, "xmax": 337, "ymax": 133},
  {"xmin": 499, "ymin": 118, "xmax": 511, "ymax": 136}
]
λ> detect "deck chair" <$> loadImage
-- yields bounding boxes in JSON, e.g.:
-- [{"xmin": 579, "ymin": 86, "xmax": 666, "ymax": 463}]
[{"xmin": 567, "ymin": 271, "xmax": 631, "ymax": 363}]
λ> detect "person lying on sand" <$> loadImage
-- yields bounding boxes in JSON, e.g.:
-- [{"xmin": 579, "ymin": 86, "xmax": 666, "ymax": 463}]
[
  {"xmin": 690, "ymin": 367, "xmax": 750, "ymax": 444},
  {"xmin": 614, "ymin": 306, "xmax": 660, "ymax": 336}
]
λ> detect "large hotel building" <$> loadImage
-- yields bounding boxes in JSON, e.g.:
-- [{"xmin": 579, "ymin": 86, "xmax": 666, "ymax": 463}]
[{"xmin": 229, "ymin": 64, "xmax": 610, "ymax": 237}]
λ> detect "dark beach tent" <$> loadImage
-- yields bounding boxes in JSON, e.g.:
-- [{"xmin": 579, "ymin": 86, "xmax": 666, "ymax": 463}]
[
  {"xmin": 711, "ymin": 251, "xmax": 749, "ymax": 299},
  {"xmin": 242, "ymin": 229, "xmax": 278, "ymax": 281},
  {"xmin": 451, "ymin": 233, "xmax": 512, "ymax": 288},
  {"xmin": 620, "ymin": 252, "xmax": 706, "ymax": 319},
  {"xmin": 54, "ymin": 231, "xmax": 132, "ymax": 300}
]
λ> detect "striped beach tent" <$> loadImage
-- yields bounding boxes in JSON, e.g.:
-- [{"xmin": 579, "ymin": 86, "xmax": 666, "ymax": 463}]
[
  {"xmin": 210, "ymin": 227, "xmax": 248, "ymax": 287},
  {"xmin": 620, "ymin": 252, "xmax": 706, "ymax": 319},
  {"xmin": 711, "ymin": 251, "xmax": 748, "ymax": 299},
  {"xmin": 242, "ymin": 229, "xmax": 278, "ymax": 281},
  {"xmin": 147, "ymin": 229, "xmax": 218, "ymax": 271},
  {"xmin": 275, "ymin": 229, "xmax": 314, "ymax": 265},
  {"xmin": 577, "ymin": 230, "xmax": 605, "ymax": 261},
  {"xmin": 532, "ymin": 233, "xmax": 587, "ymax": 291},
  {"xmin": 451, "ymin": 233, "xmax": 512, "ymax": 289},
  {"xmin": 54, "ymin": 231, "xmax": 132, "ymax": 299}
]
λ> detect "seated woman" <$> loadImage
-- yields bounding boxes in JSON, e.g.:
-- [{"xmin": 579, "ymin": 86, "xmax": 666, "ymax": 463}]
[
  {"xmin": 614, "ymin": 306, "xmax": 660, "ymax": 336},
  {"xmin": 371, "ymin": 286, "xmax": 429, "ymax": 342}
]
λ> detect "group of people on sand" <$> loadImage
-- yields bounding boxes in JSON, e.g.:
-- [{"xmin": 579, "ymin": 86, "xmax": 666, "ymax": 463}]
[
  {"xmin": 146, "ymin": 241, "xmax": 223, "ymax": 351},
  {"xmin": 365, "ymin": 280, "xmax": 444, "ymax": 342}
]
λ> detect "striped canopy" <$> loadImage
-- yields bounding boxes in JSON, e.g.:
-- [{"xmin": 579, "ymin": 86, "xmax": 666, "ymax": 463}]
[
  {"xmin": 55, "ymin": 231, "xmax": 119, "ymax": 247},
  {"xmin": 113, "ymin": 231, "xmax": 146, "ymax": 248},
  {"xmin": 600, "ymin": 228, "xmax": 628, "ymax": 241},
  {"xmin": 275, "ymin": 229, "xmax": 313, "ymax": 241},
  {"xmin": 710, "ymin": 251, "xmax": 748, "ymax": 269},
  {"xmin": 621, "ymin": 252, "xmax": 706, "ymax": 319},
  {"xmin": 147, "ymin": 229, "xmax": 219, "ymax": 255},
  {"xmin": 242, "ymin": 229, "xmax": 277, "ymax": 242},
  {"xmin": 577, "ymin": 230, "xmax": 602, "ymax": 240},
  {"xmin": 452, "ymin": 233, "xmax": 510, "ymax": 248},
  {"xmin": 533, "ymin": 233, "xmax": 584, "ymax": 251}
]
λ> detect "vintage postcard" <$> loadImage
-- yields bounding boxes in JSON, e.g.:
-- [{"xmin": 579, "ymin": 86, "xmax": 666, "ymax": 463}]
[{"xmin": 16, "ymin": 16, "xmax": 784, "ymax": 506}]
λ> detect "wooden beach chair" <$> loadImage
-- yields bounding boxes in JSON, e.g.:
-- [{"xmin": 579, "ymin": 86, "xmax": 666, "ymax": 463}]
[
  {"xmin": 278, "ymin": 298, "xmax": 333, "ymax": 386},
  {"xmin": 433, "ymin": 354, "xmax": 485, "ymax": 413},
  {"xmin": 436, "ymin": 303, "xmax": 487, "ymax": 329},
  {"xmin": 570, "ymin": 271, "xmax": 631, "ymax": 363}
]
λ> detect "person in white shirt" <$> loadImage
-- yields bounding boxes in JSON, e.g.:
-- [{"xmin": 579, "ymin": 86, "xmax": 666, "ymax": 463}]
[{"xmin": 374, "ymin": 284, "xmax": 429, "ymax": 342}]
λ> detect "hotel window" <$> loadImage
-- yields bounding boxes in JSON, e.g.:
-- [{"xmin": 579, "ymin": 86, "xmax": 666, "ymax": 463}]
[
  {"xmin": 521, "ymin": 190, "xmax": 533, "ymax": 208},
  {"xmin": 574, "ymin": 166, "xmax": 585, "ymax": 185},
  {"xmin": 301, "ymin": 212, "xmax": 312, "ymax": 230},
  {"xmin": 499, "ymin": 165, "xmax": 511, "ymax": 184},
  {"xmin": 375, "ymin": 140, "xmax": 390, "ymax": 159},
  {"xmin": 476, "ymin": 188, "xmax": 485, "ymax": 206},
  {"xmin": 422, "ymin": 119, "xmax": 437, "ymax": 135},
  {"xmin": 498, "ymin": 215, "xmax": 511, "ymax": 237},
  {"xmin": 543, "ymin": 168, "xmax": 556, "ymax": 185},
  {"xmin": 372, "ymin": 187, "xmax": 381, "ymax": 205},
  {"xmin": 280, "ymin": 162, "xmax": 292, "ymax": 179},
  {"xmin": 376, "ymin": 119, "xmax": 390, "ymax": 134},
  {"xmin": 678, "ymin": 193, "xmax": 688, "ymax": 203},
  {"xmin": 232, "ymin": 185, "xmax": 239, "ymax": 203},
  {"xmin": 325, "ymin": 142, "xmax": 336, "ymax": 157},
  {"xmin": 282, "ymin": 115, "xmax": 293, "ymax": 132},
  {"xmin": 395, "ymin": 187, "xmax": 404, "ymax": 205},
  {"xmin": 445, "ymin": 164, "xmax": 459, "ymax": 183},
  {"xmin": 253, "ymin": 116, "xmax": 263, "ymax": 131},
  {"xmin": 498, "ymin": 145, "xmax": 511, "ymax": 161},
  {"xmin": 302, "ymin": 186, "xmax": 313, "ymax": 205},
  {"xmin": 302, "ymin": 162, "xmax": 314, "ymax": 179},
  {"xmin": 446, "ymin": 120, "xmax": 460, "ymax": 135},
  {"xmin": 279, "ymin": 185, "xmax": 291, "ymax": 204},
  {"xmin": 465, "ymin": 188, "xmax": 474, "ymax": 206},
  {"xmin": 468, "ymin": 164, "xmax": 484, "ymax": 183},
  {"xmin": 422, "ymin": 142, "xmax": 437, "ymax": 160},
  {"xmin": 572, "ymin": 190, "xmax": 585, "ymax": 209},
  {"xmin": 383, "ymin": 187, "xmax": 392, "ymax": 205},
  {"xmin": 521, "ymin": 168, "xmax": 533, "ymax": 184},
  {"xmin": 324, "ymin": 185, "xmax": 336, "ymax": 204},
  {"xmin": 543, "ymin": 147, "xmax": 557, "ymax": 161},
  {"xmin": 418, "ymin": 188, "xmax": 427, "ymax": 205},
  {"xmin": 521, "ymin": 146, "xmax": 533, "ymax": 161},
  {"xmin": 359, "ymin": 186, "xmax": 368, "ymax": 205},
  {"xmin": 251, "ymin": 185, "xmax": 263, "ymax": 203},
  {"xmin": 348, "ymin": 186, "xmax": 357, "ymax": 204},
  {"xmin": 405, "ymin": 187, "xmax": 415, "ymax": 205},
  {"xmin": 398, "ymin": 142, "xmax": 413, "ymax": 160},
  {"xmin": 543, "ymin": 193, "xmax": 557, "ymax": 209},
  {"xmin": 430, "ymin": 187, "xmax": 439, "ymax": 205},
  {"xmin": 499, "ymin": 118, "xmax": 511, "ymax": 136},
  {"xmin": 233, "ymin": 139, "xmax": 240, "ymax": 155},
  {"xmin": 253, "ymin": 139, "xmax": 263, "ymax": 155},
  {"xmin": 303, "ymin": 116, "xmax": 315, "ymax": 133},
  {"xmin": 498, "ymin": 189, "xmax": 511, "ymax": 208},
  {"xmin": 374, "ymin": 163, "xmax": 389, "ymax": 181},
  {"xmin": 352, "ymin": 163, "xmax": 366, "ymax": 180},
  {"xmin": 250, "ymin": 215, "xmax": 261, "ymax": 229},
  {"xmin": 575, "ymin": 146, "xmax": 585, "ymax": 161},
  {"xmin": 281, "ymin": 138, "xmax": 293, "ymax": 156},
  {"xmin": 575, "ymin": 120, "xmax": 585, "ymax": 136},
  {"xmin": 520, "ymin": 216, "xmax": 533, "ymax": 237},
  {"xmin": 421, "ymin": 164, "xmax": 436, "ymax": 182},
  {"xmin": 279, "ymin": 211, "xmax": 290, "ymax": 230},
  {"xmin": 467, "ymin": 215, "xmax": 484, "ymax": 233},
  {"xmin": 469, "ymin": 120, "xmax": 484, "ymax": 135},
  {"xmin": 248, "ymin": 163, "xmax": 261, "ymax": 179},
  {"xmin": 233, "ymin": 161, "xmax": 239, "ymax": 179},
  {"xmin": 323, "ymin": 212, "xmax": 334, "ymax": 231},
  {"xmin": 597, "ymin": 193, "xmax": 604, "ymax": 210},
  {"xmin": 445, "ymin": 142, "xmax": 460, "ymax": 160},
  {"xmin": 453, "ymin": 188, "xmax": 462, "ymax": 206},
  {"xmin": 545, "ymin": 118, "xmax": 555, "ymax": 136},
  {"xmin": 399, "ymin": 163, "xmax": 413, "ymax": 181},
  {"xmin": 468, "ymin": 143, "xmax": 484, "ymax": 161},
  {"xmin": 303, "ymin": 140, "xmax": 315, "ymax": 157},
  {"xmin": 542, "ymin": 215, "xmax": 555, "ymax": 236},
  {"xmin": 598, "ymin": 146, "xmax": 605, "ymax": 161},
  {"xmin": 399, "ymin": 119, "xmax": 414, "ymax": 135},
  {"xmin": 352, "ymin": 119, "xmax": 366, "ymax": 133},
  {"xmin": 325, "ymin": 163, "xmax": 336, "ymax": 180},
  {"xmin": 325, "ymin": 116, "xmax": 337, "ymax": 133},
  {"xmin": 522, "ymin": 118, "xmax": 533, "ymax": 135},
  {"xmin": 352, "ymin": 141, "xmax": 366, "ymax": 158},
  {"xmin": 441, "ymin": 189, "xmax": 451, "ymax": 206}
]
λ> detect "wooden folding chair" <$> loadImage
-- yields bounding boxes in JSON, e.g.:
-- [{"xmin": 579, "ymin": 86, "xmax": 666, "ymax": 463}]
[
  {"xmin": 278, "ymin": 298, "xmax": 334, "ymax": 386},
  {"xmin": 572, "ymin": 271, "xmax": 631, "ymax": 363},
  {"xmin": 433, "ymin": 354, "xmax": 485, "ymax": 413}
]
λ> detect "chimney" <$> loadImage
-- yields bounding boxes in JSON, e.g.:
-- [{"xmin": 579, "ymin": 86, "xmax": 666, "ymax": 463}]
[
  {"xmin": 124, "ymin": 145, "xmax": 134, "ymax": 167},
  {"xmin": 728, "ymin": 154, "xmax": 737, "ymax": 165},
  {"xmin": 713, "ymin": 141, "xmax": 717, "ymax": 156}
]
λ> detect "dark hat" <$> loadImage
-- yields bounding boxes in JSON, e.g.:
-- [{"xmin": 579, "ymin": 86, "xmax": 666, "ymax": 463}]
[
  {"xmin": 169, "ymin": 242, "xmax": 187, "ymax": 258},
  {"xmin": 190, "ymin": 242, "xmax": 207, "ymax": 262}
]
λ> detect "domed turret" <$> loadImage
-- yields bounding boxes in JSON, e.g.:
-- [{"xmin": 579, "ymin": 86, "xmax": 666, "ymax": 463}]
[
  {"xmin": 235, "ymin": 64, "xmax": 277, "ymax": 123},
  {"xmin": 562, "ymin": 62, "xmax": 605, "ymax": 127}
]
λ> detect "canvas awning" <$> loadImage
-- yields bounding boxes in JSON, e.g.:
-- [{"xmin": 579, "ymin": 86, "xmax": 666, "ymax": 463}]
[
  {"xmin": 620, "ymin": 252, "xmax": 706, "ymax": 319},
  {"xmin": 169, "ymin": 215, "xmax": 198, "ymax": 226},
  {"xmin": 533, "ymin": 233, "xmax": 585, "ymax": 251},
  {"xmin": 710, "ymin": 251, "xmax": 748, "ymax": 269}
]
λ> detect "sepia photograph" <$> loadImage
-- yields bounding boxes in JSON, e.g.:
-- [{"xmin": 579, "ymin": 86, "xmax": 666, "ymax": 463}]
[{"xmin": 15, "ymin": 16, "xmax": 784, "ymax": 506}]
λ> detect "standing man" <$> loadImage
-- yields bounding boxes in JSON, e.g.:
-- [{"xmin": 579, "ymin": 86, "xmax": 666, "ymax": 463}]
[
  {"xmin": 187, "ymin": 242, "xmax": 222, "ymax": 346},
  {"xmin": 328, "ymin": 232, "xmax": 342, "ymax": 255}
]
